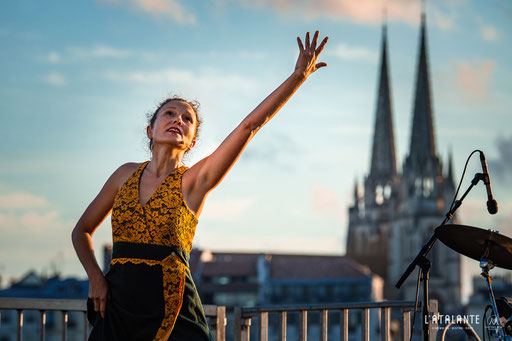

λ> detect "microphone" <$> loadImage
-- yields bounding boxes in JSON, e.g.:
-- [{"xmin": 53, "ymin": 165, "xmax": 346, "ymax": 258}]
[{"xmin": 479, "ymin": 151, "xmax": 498, "ymax": 214}]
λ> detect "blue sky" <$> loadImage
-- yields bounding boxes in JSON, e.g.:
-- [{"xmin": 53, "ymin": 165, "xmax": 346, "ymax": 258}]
[{"xmin": 1, "ymin": 0, "xmax": 511, "ymax": 287}]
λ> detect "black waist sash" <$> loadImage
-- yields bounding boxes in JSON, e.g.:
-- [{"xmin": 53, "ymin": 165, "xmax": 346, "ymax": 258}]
[{"xmin": 112, "ymin": 241, "xmax": 190, "ymax": 268}]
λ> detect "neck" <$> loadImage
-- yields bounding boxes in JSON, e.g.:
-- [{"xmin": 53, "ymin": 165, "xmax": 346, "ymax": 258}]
[{"xmin": 148, "ymin": 146, "xmax": 185, "ymax": 177}]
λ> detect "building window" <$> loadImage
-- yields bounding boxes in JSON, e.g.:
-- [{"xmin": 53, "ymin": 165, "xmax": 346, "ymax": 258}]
[
  {"xmin": 375, "ymin": 185, "xmax": 384, "ymax": 205},
  {"xmin": 423, "ymin": 177, "xmax": 434, "ymax": 197},
  {"xmin": 415, "ymin": 178, "xmax": 422, "ymax": 196},
  {"xmin": 384, "ymin": 184, "xmax": 392, "ymax": 199}
]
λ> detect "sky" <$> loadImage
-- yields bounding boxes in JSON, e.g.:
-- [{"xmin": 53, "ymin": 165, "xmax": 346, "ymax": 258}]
[{"xmin": 0, "ymin": 0, "xmax": 511, "ymax": 289}]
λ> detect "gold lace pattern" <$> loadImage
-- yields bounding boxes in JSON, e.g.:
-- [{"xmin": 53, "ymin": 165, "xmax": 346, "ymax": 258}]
[{"xmin": 109, "ymin": 161, "xmax": 197, "ymax": 339}]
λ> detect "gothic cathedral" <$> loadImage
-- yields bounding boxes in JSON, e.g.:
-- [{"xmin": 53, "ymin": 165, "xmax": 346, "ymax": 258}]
[{"xmin": 346, "ymin": 13, "xmax": 461, "ymax": 312}]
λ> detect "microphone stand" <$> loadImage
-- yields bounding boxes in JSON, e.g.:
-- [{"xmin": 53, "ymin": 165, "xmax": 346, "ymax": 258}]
[{"xmin": 395, "ymin": 173, "xmax": 485, "ymax": 341}]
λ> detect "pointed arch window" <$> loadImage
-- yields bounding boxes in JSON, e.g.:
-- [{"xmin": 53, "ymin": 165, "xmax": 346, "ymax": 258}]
[
  {"xmin": 375, "ymin": 185, "xmax": 384, "ymax": 205},
  {"xmin": 423, "ymin": 177, "xmax": 434, "ymax": 197},
  {"xmin": 383, "ymin": 184, "xmax": 392, "ymax": 199}
]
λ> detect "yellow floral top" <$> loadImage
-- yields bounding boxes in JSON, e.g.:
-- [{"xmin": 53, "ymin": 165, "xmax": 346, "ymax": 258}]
[{"xmin": 111, "ymin": 161, "xmax": 198, "ymax": 252}]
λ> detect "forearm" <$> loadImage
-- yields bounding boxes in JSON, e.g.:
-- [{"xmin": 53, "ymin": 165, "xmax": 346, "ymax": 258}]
[
  {"xmin": 242, "ymin": 70, "xmax": 306, "ymax": 132},
  {"xmin": 71, "ymin": 228, "xmax": 104, "ymax": 280},
  {"xmin": 189, "ymin": 31, "xmax": 327, "ymax": 196}
]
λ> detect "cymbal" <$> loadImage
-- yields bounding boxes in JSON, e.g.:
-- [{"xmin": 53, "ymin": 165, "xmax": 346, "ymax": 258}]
[{"xmin": 435, "ymin": 224, "xmax": 512, "ymax": 270}]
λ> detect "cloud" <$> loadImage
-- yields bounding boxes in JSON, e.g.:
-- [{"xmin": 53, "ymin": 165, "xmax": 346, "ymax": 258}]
[
  {"xmin": 46, "ymin": 51, "xmax": 62, "ymax": 64},
  {"xmin": 476, "ymin": 16, "xmax": 499, "ymax": 42},
  {"xmin": 68, "ymin": 45, "xmax": 132, "ymax": 60},
  {"xmin": 0, "ymin": 189, "xmax": 76, "ymax": 276},
  {"xmin": 41, "ymin": 72, "xmax": 68, "ymax": 86},
  {"xmin": 222, "ymin": 0, "xmax": 422, "ymax": 25},
  {"xmin": 453, "ymin": 59, "xmax": 495, "ymax": 102},
  {"xmin": 0, "ymin": 190, "xmax": 76, "ymax": 279},
  {"xmin": 103, "ymin": 67, "xmax": 258, "ymax": 93},
  {"xmin": 312, "ymin": 186, "xmax": 344, "ymax": 222},
  {"xmin": 98, "ymin": 0, "xmax": 196, "ymax": 24},
  {"xmin": 200, "ymin": 196, "xmax": 256, "ymax": 222},
  {"xmin": 328, "ymin": 43, "xmax": 377, "ymax": 63},
  {"xmin": 0, "ymin": 192, "xmax": 70, "ymax": 234},
  {"xmin": 432, "ymin": 7, "xmax": 455, "ymax": 31},
  {"xmin": 480, "ymin": 25, "xmax": 499, "ymax": 42},
  {"xmin": 242, "ymin": 132, "xmax": 297, "ymax": 164},
  {"xmin": 41, "ymin": 45, "xmax": 164, "ymax": 64},
  {"xmin": 0, "ymin": 193, "xmax": 49, "ymax": 210},
  {"xmin": 489, "ymin": 135, "xmax": 512, "ymax": 185}
]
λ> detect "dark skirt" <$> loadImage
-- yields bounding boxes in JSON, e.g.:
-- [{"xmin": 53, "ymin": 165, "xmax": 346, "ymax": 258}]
[{"xmin": 87, "ymin": 242, "xmax": 214, "ymax": 341}]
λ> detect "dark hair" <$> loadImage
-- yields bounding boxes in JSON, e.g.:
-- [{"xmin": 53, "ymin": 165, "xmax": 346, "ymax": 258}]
[{"xmin": 146, "ymin": 96, "xmax": 202, "ymax": 152}]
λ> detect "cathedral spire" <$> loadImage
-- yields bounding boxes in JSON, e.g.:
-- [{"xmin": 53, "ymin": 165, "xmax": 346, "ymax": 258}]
[
  {"xmin": 447, "ymin": 148, "xmax": 455, "ymax": 187},
  {"xmin": 407, "ymin": 10, "xmax": 437, "ymax": 171},
  {"xmin": 353, "ymin": 178, "xmax": 359, "ymax": 205},
  {"xmin": 369, "ymin": 22, "xmax": 397, "ymax": 181}
]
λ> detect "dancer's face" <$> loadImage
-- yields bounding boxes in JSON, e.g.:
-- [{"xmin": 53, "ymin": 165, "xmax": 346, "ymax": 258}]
[{"xmin": 148, "ymin": 101, "xmax": 197, "ymax": 151}]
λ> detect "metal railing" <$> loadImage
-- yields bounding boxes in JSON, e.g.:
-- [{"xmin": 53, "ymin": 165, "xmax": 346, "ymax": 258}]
[
  {"xmin": 233, "ymin": 300, "xmax": 431, "ymax": 341},
  {"xmin": 0, "ymin": 297, "xmax": 226, "ymax": 341}
]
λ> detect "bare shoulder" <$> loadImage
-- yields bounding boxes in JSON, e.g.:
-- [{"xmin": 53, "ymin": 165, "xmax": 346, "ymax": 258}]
[{"xmin": 110, "ymin": 162, "xmax": 144, "ymax": 191}]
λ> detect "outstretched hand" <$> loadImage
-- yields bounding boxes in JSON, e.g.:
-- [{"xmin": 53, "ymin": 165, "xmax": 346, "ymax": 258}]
[{"xmin": 295, "ymin": 31, "xmax": 328, "ymax": 79}]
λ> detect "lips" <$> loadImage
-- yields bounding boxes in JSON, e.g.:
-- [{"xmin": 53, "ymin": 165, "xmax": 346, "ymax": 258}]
[{"xmin": 167, "ymin": 127, "xmax": 182, "ymax": 136}]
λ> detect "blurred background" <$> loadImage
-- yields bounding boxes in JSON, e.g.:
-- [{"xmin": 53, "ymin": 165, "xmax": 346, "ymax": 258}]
[{"xmin": 0, "ymin": 0, "xmax": 511, "ymax": 307}]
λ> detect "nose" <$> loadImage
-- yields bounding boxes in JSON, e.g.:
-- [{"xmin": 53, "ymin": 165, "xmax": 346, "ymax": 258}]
[{"xmin": 173, "ymin": 115, "xmax": 183, "ymax": 125}]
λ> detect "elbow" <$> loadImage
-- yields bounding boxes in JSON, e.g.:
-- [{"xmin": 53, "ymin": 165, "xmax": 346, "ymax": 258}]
[
  {"xmin": 71, "ymin": 224, "xmax": 86, "ymax": 247},
  {"xmin": 240, "ymin": 120, "xmax": 260, "ymax": 136},
  {"xmin": 71, "ymin": 227, "xmax": 79, "ymax": 246}
]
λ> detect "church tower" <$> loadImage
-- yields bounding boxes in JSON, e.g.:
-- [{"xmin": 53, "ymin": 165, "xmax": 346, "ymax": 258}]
[
  {"xmin": 347, "ymin": 22, "xmax": 398, "ymax": 280},
  {"xmin": 389, "ymin": 12, "xmax": 461, "ymax": 311},
  {"xmin": 346, "ymin": 10, "xmax": 461, "ymax": 310}
]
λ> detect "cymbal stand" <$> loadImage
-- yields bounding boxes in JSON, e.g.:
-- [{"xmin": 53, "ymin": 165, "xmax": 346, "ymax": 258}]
[
  {"xmin": 396, "ymin": 173, "xmax": 485, "ymax": 341},
  {"xmin": 480, "ymin": 246, "xmax": 511, "ymax": 341}
]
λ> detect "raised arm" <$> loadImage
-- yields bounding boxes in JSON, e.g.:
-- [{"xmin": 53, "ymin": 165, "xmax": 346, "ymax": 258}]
[{"xmin": 184, "ymin": 31, "xmax": 328, "ymax": 213}]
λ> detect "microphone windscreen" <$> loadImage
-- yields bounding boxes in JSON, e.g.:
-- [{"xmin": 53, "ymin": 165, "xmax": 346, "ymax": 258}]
[{"xmin": 488, "ymin": 199, "xmax": 498, "ymax": 214}]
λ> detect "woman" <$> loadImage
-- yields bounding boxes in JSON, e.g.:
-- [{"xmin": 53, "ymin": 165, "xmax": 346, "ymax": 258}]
[{"xmin": 72, "ymin": 31, "xmax": 328, "ymax": 340}]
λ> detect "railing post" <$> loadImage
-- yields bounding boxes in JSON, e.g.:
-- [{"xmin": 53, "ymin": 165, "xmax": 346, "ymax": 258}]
[
  {"xmin": 279, "ymin": 311, "xmax": 287, "ymax": 341},
  {"xmin": 320, "ymin": 309, "xmax": 328, "ymax": 341},
  {"xmin": 362, "ymin": 308, "xmax": 370, "ymax": 341},
  {"xmin": 17, "ymin": 309, "xmax": 23, "ymax": 341},
  {"xmin": 299, "ymin": 310, "xmax": 307, "ymax": 341},
  {"xmin": 62, "ymin": 311, "xmax": 68, "ymax": 341},
  {"xmin": 402, "ymin": 310, "xmax": 411, "ymax": 341},
  {"xmin": 214, "ymin": 306, "xmax": 226, "ymax": 341},
  {"xmin": 428, "ymin": 300, "xmax": 438, "ymax": 341},
  {"xmin": 381, "ymin": 307, "xmax": 390, "ymax": 341},
  {"xmin": 340, "ymin": 309, "xmax": 348, "ymax": 341},
  {"xmin": 259, "ymin": 312, "xmax": 268, "ymax": 341},
  {"xmin": 40, "ymin": 310, "xmax": 46, "ymax": 341},
  {"xmin": 234, "ymin": 307, "xmax": 251, "ymax": 341}
]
